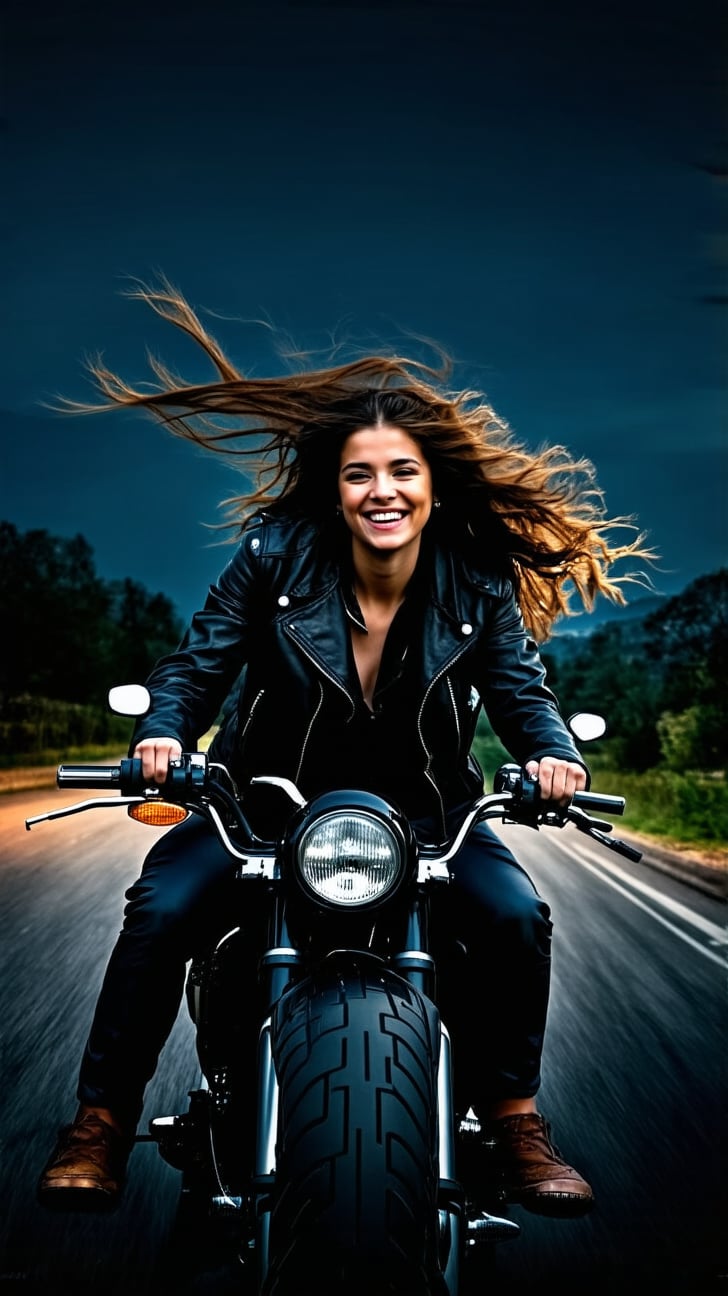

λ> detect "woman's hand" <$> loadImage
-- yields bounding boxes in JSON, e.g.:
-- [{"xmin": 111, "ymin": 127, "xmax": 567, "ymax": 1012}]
[
  {"xmin": 524, "ymin": 757, "xmax": 587, "ymax": 807},
  {"xmin": 132, "ymin": 736, "xmax": 183, "ymax": 785}
]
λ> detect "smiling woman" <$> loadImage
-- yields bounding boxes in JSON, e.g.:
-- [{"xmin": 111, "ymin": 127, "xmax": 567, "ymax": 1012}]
[
  {"xmin": 336, "ymin": 424, "xmax": 436, "ymax": 708},
  {"xmin": 38, "ymin": 276, "xmax": 656, "ymax": 1222}
]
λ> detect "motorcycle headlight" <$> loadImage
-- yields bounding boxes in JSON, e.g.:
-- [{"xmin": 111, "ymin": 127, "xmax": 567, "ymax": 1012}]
[{"xmin": 295, "ymin": 809, "xmax": 405, "ymax": 907}]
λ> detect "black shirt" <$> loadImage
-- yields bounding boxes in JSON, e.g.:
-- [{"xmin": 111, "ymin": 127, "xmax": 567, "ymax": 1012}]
[{"xmin": 300, "ymin": 564, "xmax": 436, "ymax": 819}]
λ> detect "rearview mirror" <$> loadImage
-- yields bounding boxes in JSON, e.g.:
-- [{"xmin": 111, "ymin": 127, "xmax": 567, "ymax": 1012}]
[
  {"xmin": 108, "ymin": 684, "xmax": 152, "ymax": 717},
  {"xmin": 567, "ymin": 712, "xmax": 606, "ymax": 742}
]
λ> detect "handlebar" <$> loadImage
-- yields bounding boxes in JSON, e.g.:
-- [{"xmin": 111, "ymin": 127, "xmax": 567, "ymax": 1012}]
[
  {"xmin": 57, "ymin": 762, "xmax": 136, "ymax": 788},
  {"xmin": 57, "ymin": 760, "xmax": 624, "ymax": 813},
  {"xmin": 57, "ymin": 755, "xmax": 207, "ymax": 797},
  {"xmin": 492, "ymin": 764, "xmax": 625, "ymax": 817},
  {"xmin": 33, "ymin": 755, "xmax": 642, "ymax": 864},
  {"xmin": 572, "ymin": 790, "xmax": 626, "ymax": 815}
]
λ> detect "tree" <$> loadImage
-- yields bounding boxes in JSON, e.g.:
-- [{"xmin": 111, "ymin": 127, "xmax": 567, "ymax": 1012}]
[
  {"xmin": 106, "ymin": 578, "xmax": 183, "ymax": 683},
  {"xmin": 542, "ymin": 569, "xmax": 727, "ymax": 772},
  {"xmin": 543, "ymin": 621, "xmax": 662, "ymax": 770},
  {"xmin": 0, "ymin": 522, "xmax": 112, "ymax": 701},
  {"xmin": 644, "ymin": 570, "xmax": 728, "ymax": 770},
  {"xmin": 0, "ymin": 522, "xmax": 182, "ymax": 706},
  {"xmin": 643, "ymin": 570, "xmax": 727, "ymax": 713}
]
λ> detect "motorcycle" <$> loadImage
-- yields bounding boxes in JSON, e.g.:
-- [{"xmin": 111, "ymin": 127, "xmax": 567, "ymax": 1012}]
[{"xmin": 26, "ymin": 688, "xmax": 642, "ymax": 1295}]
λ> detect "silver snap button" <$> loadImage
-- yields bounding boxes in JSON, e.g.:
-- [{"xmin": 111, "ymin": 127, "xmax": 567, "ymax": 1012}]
[
  {"xmin": 461, "ymin": 622, "xmax": 473, "ymax": 636},
  {"xmin": 250, "ymin": 537, "xmax": 260, "ymax": 552},
  {"xmin": 278, "ymin": 595, "xmax": 290, "ymax": 607}
]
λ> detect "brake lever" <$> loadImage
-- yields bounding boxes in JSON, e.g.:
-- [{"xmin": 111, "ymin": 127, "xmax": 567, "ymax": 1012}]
[
  {"xmin": 568, "ymin": 806, "xmax": 615, "ymax": 834},
  {"xmin": 567, "ymin": 806, "xmax": 643, "ymax": 862}
]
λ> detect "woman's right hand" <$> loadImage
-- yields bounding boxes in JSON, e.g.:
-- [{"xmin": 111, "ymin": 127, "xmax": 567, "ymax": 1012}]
[{"xmin": 132, "ymin": 736, "xmax": 183, "ymax": 785}]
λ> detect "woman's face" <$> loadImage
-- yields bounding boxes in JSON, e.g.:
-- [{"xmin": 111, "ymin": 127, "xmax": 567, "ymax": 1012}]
[{"xmin": 338, "ymin": 424, "xmax": 434, "ymax": 558}]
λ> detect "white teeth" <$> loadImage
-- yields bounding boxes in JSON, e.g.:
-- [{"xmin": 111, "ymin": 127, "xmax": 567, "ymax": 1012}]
[{"xmin": 369, "ymin": 511, "xmax": 403, "ymax": 522}]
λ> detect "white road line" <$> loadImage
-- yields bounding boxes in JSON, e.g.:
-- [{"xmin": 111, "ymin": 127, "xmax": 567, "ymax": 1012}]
[
  {"xmin": 575, "ymin": 841, "xmax": 725, "ymax": 938},
  {"xmin": 572, "ymin": 846, "xmax": 727, "ymax": 969}
]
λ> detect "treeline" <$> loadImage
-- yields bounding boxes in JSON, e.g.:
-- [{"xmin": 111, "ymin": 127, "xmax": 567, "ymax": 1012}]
[
  {"xmin": 0, "ymin": 522, "xmax": 183, "ymax": 758},
  {"xmin": 539, "ymin": 568, "xmax": 727, "ymax": 774}
]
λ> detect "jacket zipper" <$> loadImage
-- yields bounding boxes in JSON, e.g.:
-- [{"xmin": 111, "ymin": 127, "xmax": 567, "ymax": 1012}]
[
  {"xmin": 285, "ymin": 625, "xmax": 357, "ymax": 783},
  {"xmin": 239, "ymin": 688, "xmax": 265, "ymax": 747},
  {"xmin": 446, "ymin": 675, "xmax": 460, "ymax": 747},
  {"xmin": 295, "ymin": 681, "xmax": 324, "ymax": 785},
  {"xmin": 417, "ymin": 641, "xmax": 472, "ymax": 839}
]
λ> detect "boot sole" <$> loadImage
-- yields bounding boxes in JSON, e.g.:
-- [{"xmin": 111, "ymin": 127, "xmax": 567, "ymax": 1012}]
[
  {"xmin": 511, "ymin": 1191, "xmax": 595, "ymax": 1218},
  {"xmin": 37, "ymin": 1185, "xmax": 122, "ymax": 1213}
]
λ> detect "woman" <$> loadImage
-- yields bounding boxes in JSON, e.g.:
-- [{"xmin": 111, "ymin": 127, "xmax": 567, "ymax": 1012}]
[{"xmin": 38, "ymin": 279, "xmax": 652, "ymax": 1218}]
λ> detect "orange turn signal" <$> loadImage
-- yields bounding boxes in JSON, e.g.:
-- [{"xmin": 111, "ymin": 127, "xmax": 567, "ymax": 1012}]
[{"xmin": 128, "ymin": 802, "xmax": 189, "ymax": 827}]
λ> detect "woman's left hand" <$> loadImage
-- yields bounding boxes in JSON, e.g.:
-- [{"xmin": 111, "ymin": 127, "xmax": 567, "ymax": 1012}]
[{"xmin": 524, "ymin": 757, "xmax": 588, "ymax": 806}]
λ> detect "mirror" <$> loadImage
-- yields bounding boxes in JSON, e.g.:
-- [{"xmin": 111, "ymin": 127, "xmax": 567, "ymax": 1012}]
[
  {"xmin": 567, "ymin": 712, "xmax": 607, "ymax": 742},
  {"xmin": 108, "ymin": 684, "xmax": 152, "ymax": 717}
]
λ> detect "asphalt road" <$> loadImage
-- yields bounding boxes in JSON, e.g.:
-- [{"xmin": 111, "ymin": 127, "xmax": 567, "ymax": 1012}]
[{"xmin": 0, "ymin": 784, "xmax": 725, "ymax": 1295}]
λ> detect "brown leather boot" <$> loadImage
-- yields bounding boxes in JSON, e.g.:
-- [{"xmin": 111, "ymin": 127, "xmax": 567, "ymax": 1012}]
[
  {"xmin": 37, "ymin": 1112, "xmax": 132, "ymax": 1212},
  {"xmin": 482, "ymin": 1112, "xmax": 595, "ymax": 1217}
]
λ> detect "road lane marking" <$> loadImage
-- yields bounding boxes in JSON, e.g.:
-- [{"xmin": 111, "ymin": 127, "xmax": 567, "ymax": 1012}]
[
  {"xmin": 576, "ymin": 842, "xmax": 725, "ymax": 938},
  {"xmin": 572, "ymin": 847, "xmax": 727, "ymax": 969}
]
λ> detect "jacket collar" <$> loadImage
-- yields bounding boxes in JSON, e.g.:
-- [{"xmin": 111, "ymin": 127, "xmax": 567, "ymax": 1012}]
[{"xmin": 275, "ymin": 524, "xmax": 497, "ymax": 697}]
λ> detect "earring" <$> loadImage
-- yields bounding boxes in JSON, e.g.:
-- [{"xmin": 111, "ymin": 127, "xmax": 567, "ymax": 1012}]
[{"xmin": 433, "ymin": 499, "xmax": 441, "ymax": 509}]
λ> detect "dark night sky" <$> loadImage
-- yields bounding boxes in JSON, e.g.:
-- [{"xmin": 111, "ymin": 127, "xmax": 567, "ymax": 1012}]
[{"xmin": 2, "ymin": 0, "xmax": 725, "ymax": 627}]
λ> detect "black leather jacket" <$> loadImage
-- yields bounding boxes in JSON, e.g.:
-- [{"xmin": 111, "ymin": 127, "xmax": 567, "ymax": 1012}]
[{"xmin": 132, "ymin": 511, "xmax": 587, "ymax": 836}]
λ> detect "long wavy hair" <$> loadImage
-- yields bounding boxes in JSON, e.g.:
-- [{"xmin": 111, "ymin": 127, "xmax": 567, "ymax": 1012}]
[{"xmin": 61, "ymin": 277, "xmax": 655, "ymax": 641}]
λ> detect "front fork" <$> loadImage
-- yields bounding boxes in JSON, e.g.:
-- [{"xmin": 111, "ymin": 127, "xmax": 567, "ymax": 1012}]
[{"xmin": 250, "ymin": 934, "xmax": 303, "ymax": 1288}]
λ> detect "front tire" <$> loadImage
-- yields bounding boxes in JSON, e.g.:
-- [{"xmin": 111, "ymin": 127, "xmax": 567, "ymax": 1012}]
[{"xmin": 262, "ymin": 960, "xmax": 444, "ymax": 1295}]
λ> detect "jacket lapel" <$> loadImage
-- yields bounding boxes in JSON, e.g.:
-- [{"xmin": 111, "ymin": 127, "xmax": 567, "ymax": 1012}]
[{"xmin": 281, "ymin": 584, "xmax": 356, "ymax": 703}]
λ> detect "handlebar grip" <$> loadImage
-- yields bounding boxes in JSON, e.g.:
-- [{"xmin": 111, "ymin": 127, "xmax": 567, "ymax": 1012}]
[
  {"xmin": 57, "ymin": 758, "xmax": 143, "ymax": 790},
  {"xmin": 573, "ymin": 790, "xmax": 626, "ymax": 815},
  {"xmin": 58, "ymin": 765, "xmax": 122, "ymax": 787}
]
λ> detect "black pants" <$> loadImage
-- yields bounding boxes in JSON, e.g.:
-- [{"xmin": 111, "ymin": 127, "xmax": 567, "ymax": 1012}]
[{"xmin": 77, "ymin": 812, "xmax": 552, "ymax": 1131}]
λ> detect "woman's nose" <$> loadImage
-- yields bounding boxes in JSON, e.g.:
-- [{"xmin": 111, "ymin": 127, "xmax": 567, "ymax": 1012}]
[{"xmin": 371, "ymin": 474, "xmax": 396, "ymax": 498}]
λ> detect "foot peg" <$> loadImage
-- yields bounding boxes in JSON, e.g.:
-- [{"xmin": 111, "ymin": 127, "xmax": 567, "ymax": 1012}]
[
  {"xmin": 467, "ymin": 1210, "xmax": 520, "ymax": 1245},
  {"xmin": 458, "ymin": 1108, "xmax": 520, "ymax": 1245}
]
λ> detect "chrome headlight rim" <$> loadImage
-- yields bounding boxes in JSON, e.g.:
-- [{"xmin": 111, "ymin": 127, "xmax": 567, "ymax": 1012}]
[{"xmin": 283, "ymin": 790, "xmax": 415, "ymax": 912}]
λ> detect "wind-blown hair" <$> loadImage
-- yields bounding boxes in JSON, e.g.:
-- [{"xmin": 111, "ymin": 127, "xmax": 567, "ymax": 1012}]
[{"xmin": 62, "ymin": 277, "xmax": 655, "ymax": 641}]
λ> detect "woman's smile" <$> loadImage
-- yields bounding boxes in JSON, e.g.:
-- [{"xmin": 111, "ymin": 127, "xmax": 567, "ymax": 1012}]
[{"xmin": 364, "ymin": 508, "xmax": 407, "ymax": 528}]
